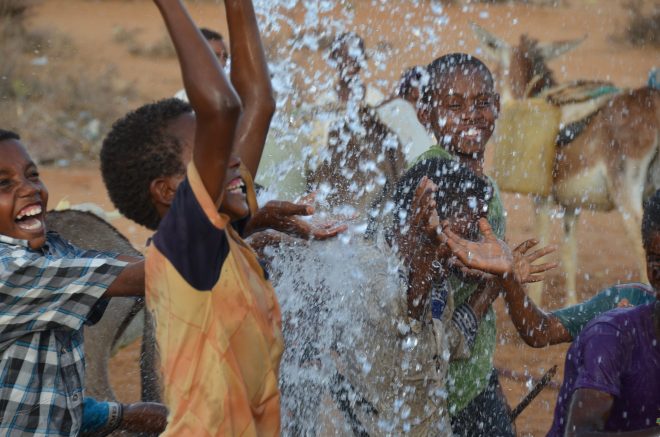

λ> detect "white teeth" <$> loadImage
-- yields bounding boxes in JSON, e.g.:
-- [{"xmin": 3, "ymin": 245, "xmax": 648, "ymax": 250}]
[
  {"xmin": 16, "ymin": 204, "xmax": 42, "ymax": 220},
  {"xmin": 16, "ymin": 217, "xmax": 43, "ymax": 231},
  {"xmin": 227, "ymin": 179, "xmax": 245, "ymax": 192}
]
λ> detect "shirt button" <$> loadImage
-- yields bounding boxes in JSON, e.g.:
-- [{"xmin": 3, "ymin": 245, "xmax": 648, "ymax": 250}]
[{"xmin": 61, "ymin": 348, "xmax": 66, "ymax": 354}]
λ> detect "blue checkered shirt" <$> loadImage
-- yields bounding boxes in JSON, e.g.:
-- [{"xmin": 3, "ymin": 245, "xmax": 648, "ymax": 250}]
[{"xmin": 0, "ymin": 232, "xmax": 126, "ymax": 436}]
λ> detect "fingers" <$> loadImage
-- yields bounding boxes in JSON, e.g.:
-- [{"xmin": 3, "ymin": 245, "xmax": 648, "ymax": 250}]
[
  {"xmin": 297, "ymin": 191, "xmax": 317, "ymax": 205},
  {"xmin": 529, "ymin": 261, "xmax": 559, "ymax": 274},
  {"xmin": 513, "ymin": 239, "xmax": 539, "ymax": 255},
  {"xmin": 477, "ymin": 217, "xmax": 495, "ymax": 239},
  {"xmin": 523, "ymin": 274, "xmax": 545, "ymax": 283},
  {"xmin": 281, "ymin": 201, "xmax": 314, "ymax": 216},
  {"xmin": 312, "ymin": 223, "xmax": 348, "ymax": 240},
  {"xmin": 526, "ymin": 245, "xmax": 557, "ymax": 262}
]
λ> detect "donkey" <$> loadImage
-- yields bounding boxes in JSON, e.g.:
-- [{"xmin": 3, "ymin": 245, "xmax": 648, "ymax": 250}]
[
  {"xmin": 45, "ymin": 210, "xmax": 160, "ymax": 404},
  {"xmin": 472, "ymin": 24, "xmax": 660, "ymax": 305}
]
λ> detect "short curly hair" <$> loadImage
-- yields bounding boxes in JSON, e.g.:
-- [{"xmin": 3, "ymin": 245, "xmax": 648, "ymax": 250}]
[
  {"xmin": 0, "ymin": 129, "xmax": 20, "ymax": 142},
  {"xmin": 101, "ymin": 98, "xmax": 192, "ymax": 230}
]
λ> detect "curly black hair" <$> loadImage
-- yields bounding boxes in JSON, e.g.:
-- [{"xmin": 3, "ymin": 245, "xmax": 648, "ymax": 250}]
[
  {"xmin": 391, "ymin": 156, "xmax": 492, "ymax": 241},
  {"xmin": 100, "ymin": 98, "xmax": 192, "ymax": 230},
  {"xmin": 200, "ymin": 27, "xmax": 223, "ymax": 42},
  {"xmin": 422, "ymin": 53, "xmax": 494, "ymax": 106},
  {"xmin": 0, "ymin": 129, "xmax": 20, "ymax": 142},
  {"xmin": 642, "ymin": 189, "xmax": 660, "ymax": 248}
]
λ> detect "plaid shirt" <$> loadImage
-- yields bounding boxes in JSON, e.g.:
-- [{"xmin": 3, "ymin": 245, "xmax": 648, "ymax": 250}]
[{"xmin": 0, "ymin": 232, "xmax": 126, "ymax": 436}]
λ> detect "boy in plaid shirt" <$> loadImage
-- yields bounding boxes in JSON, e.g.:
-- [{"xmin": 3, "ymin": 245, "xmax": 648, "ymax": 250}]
[{"xmin": 0, "ymin": 129, "xmax": 148, "ymax": 436}]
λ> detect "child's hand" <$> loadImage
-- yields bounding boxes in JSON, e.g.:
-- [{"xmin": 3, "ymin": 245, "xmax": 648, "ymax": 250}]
[
  {"xmin": 441, "ymin": 218, "xmax": 513, "ymax": 276},
  {"xmin": 399, "ymin": 177, "xmax": 440, "ymax": 261},
  {"xmin": 511, "ymin": 239, "xmax": 558, "ymax": 284},
  {"xmin": 246, "ymin": 200, "xmax": 348, "ymax": 240}
]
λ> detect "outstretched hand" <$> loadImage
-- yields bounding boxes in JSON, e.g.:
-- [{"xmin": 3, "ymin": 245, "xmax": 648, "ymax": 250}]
[
  {"xmin": 441, "ymin": 218, "xmax": 513, "ymax": 276},
  {"xmin": 245, "ymin": 200, "xmax": 348, "ymax": 240},
  {"xmin": 511, "ymin": 239, "xmax": 558, "ymax": 284}
]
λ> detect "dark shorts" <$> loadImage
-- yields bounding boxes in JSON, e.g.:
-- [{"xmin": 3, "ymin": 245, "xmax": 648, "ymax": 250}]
[{"xmin": 450, "ymin": 370, "xmax": 516, "ymax": 437}]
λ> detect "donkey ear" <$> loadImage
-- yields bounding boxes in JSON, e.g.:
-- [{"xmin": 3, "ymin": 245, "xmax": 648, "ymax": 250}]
[
  {"xmin": 538, "ymin": 35, "xmax": 586, "ymax": 60},
  {"xmin": 469, "ymin": 22, "xmax": 509, "ymax": 61}
]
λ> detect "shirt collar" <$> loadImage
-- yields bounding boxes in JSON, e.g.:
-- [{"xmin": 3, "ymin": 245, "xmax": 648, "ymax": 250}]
[
  {"xmin": 0, "ymin": 233, "xmax": 52, "ymax": 253},
  {"xmin": 0, "ymin": 233, "xmax": 31, "ymax": 248}
]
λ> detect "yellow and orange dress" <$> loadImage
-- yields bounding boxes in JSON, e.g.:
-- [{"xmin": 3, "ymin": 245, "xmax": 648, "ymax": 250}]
[{"xmin": 146, "ymin": 163, "xmax": 283, "ymax": 436}]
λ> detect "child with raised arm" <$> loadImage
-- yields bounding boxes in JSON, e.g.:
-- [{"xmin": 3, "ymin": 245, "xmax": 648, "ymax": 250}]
[{"xmin": 101, "ymin": 0, "xmax": 291, "ymax": 434}]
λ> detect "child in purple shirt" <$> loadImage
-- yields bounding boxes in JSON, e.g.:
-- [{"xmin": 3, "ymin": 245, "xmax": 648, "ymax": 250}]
[
  {"xmin": 547, "ymin": 303, "xmax": 660, "ymax": 436},
  {"xmin": 547, "ymin": 189, "xmax": 660, "ymax": 437}
]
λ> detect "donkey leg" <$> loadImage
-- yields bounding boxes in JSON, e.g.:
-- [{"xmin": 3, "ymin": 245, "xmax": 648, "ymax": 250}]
[
  {"xmin": 561, "ymin": 210, "xmax": 579, "ymax": 306},
  {"xmin": 616, "ymin": 196, "xmax": 649, "ymax": 285},
  {"xmin": 528, "ymin": 196, "xmax": 553, "ymax": 305}
]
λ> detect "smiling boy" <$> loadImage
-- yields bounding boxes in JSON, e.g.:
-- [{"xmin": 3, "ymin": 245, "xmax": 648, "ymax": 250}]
[
  {"xmin": 414, "ymin": 53, "xmax": 511, "ymax": 436},
  {"xmin": 0, "ymin": 129, "xmax": 145, "ymax": 436}
]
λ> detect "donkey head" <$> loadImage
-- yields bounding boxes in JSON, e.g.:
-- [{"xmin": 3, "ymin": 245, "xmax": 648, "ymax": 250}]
[{"xmin": 470, "ymin": 23, "xmax": 585, "ymax": 101}]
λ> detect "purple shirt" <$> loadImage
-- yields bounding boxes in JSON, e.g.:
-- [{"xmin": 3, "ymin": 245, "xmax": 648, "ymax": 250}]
[{"xmin": 548, "ymin": 303, "xmax": 660, "ymax": 436}]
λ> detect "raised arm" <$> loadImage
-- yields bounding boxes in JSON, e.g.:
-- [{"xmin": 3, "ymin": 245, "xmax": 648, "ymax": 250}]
[
  {"xmin": 226, "ymin": 0, "xmax": 276, "ymax": 178},
  {"xmin": 155, "ymin": 0, "xmax": 241, "ymax": 203}
]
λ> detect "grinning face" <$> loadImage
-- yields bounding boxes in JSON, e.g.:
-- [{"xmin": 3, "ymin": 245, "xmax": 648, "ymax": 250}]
[
  {"xmin": 164, "ymin": 112, "xmax": 250, "ymax": 221},
  {"xmin": 0, "ymin": 140, "xmax": 49, "ymax": 249},
  {"xmin": 645, "ymin": 231, "xmax": 660, "ymax": 298},
  {"xmin": 427, "ymin": 68, "xmax": 499, "ymax": 160}
]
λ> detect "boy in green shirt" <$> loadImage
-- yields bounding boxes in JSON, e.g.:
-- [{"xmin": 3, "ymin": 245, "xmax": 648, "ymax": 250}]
[{"xmin": 415, "ymin": 53, "xmax": 510, "ymax": 436}]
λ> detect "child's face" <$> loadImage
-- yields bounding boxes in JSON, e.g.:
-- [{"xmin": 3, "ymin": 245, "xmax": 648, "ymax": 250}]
[
  {"xmin": 209, "ymin": 39, "xmax": 229, "ymax": 69},
  {"xmin": 645, "ymin": 231, "xmax": 660, "ymax": 295},
  {"xmin": 427, "ymin": 69, "xmax": 499, "ymax": 160},
  {"xmin": 168, "ymin": 113, "xmax": 250, "ymax": 221},
  {"xmin": 0, "ymin": 140, "xmax": 49, "ymax": 249}
]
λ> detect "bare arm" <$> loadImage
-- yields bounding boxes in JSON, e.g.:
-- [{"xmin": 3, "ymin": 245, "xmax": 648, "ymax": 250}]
[
  {"xmin": 500, "ymin": 275, "xmax": 571, "ymax": 347},
  {"xmin": 104, "ymin": 261, "xmax": 145, "ymax": 298},
  {"xmin": 565, "ymin": 389, "xmax": 660, "ymax": 437},
  {"xmin": 155, "ymin": 0, "xmax": 242, "ymax": 203},
  {"xmin": 226, "ymin": 0, "xmax": 276, "ymax": 178}
]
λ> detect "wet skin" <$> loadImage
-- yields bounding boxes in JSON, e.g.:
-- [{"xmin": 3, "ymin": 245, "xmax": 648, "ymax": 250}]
[
  {"xmin": 427, "ymin": 69, "xmax": 500, "ymax": 162},
  {"xmin": 0, "ymin": 140, "xmax": 49, "ymax": 250},
  {"xmin": 165, "ymin": 112, "xmax": 250, "ymax": 221}
]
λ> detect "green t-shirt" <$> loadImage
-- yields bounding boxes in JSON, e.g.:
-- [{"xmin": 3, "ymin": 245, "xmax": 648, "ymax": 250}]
[
  {"xmin": 552, "ymin": 283, "xmax": 656, "ymax": 338},
  {"xmin": 412, "ymin": 145, "xmax": 506, "ymax": 414}
]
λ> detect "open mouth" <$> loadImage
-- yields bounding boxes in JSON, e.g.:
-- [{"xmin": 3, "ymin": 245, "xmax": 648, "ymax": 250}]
[
  {"xmin": 15, "ymin": 203, "xmax": 44, "ymax": 232},
  {"xmin": 226, "ymin": 177, "xmax": 246, "ymax": 196},
  {"xmin": 460, "ymin": 127, "xmax": 484, "ymax": 141}
]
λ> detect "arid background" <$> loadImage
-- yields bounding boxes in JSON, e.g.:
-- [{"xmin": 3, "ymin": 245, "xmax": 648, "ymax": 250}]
[{"xmin": 2, "ymin": 0, "xmax": 659, "ymax": 435}]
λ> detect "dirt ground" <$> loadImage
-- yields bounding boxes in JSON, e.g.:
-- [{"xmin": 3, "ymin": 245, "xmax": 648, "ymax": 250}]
[{"xmin": 26, "ymin": 0, "xmax": 659, "ymax": 435}]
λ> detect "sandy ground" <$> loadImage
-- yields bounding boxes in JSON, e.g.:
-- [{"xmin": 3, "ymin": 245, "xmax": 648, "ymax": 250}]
[{"xmin": 26, "ymin": 0, "xmax": 659, "ymax": 435}]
